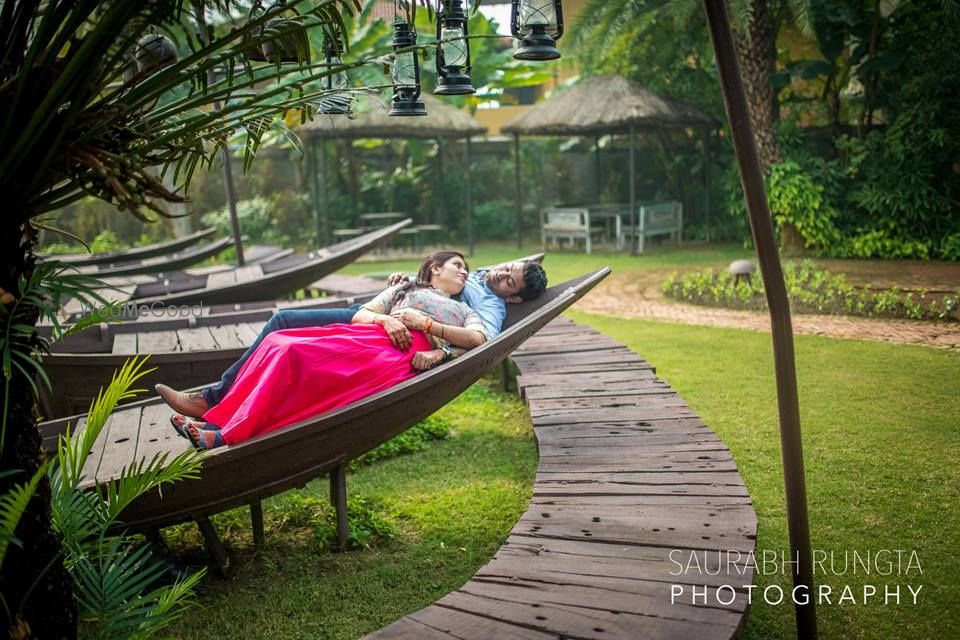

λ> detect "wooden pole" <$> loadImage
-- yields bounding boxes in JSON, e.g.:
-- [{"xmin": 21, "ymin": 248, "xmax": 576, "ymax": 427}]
[
  {"xmin": 594, "ymin": 133, "xmax": 602, "ymax": 202},
  {"xmin": 465, "ymin": 136, "xmax": 475, "ymax": 257},
  {"xmin": 514, "ymin": 133, "xmax": 523, "ymax": 249},
  {"xmin": 703, "ymin": 127, "xmax": 712, "ymax": 242},
  {"xmin": 307, "ymin": 137, "xmax": 322, "ymax": 247},
  {"xmin": 193, "ymin": 5, "xmax": 244, "ymax": 267},
  {"xmin": 628, "ymin": 125, "xmax": 637, "ymax": 256},
  {"xmin": 437, "ymin": 138, "xmax": 447, "ymax": 227},
  {"xmin": 319, "ymin": 139, "xmax": 331, "ymax": 245},
  {"xmin": 703, "ymin": 2, "xmax": 817, "ymax": 638}
]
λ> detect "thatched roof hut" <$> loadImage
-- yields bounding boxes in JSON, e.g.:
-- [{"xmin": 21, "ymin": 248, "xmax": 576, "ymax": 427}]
[
  {"xmin": 501, "ymin": 75, "xmax": 715, "ymax": 136},
  {"xmin": 500, "ymin": 75, "xmax": 718, "ymax": 253},
  {"xmin": 298, "ymin": 94, "xmax": 486, "ymax": 254},
  {"xmin": 301, "ymin": 94, "xmax": 486, "ymax": 140}
]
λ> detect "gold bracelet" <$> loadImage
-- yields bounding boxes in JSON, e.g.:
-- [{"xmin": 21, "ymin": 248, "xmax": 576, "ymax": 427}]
[
  {"xmin": 439, "ymin": 324, "xmax": 444, "ymax": 339},
  {"xmin": 424, "ymin": 317, "xmax": 433, "ymax": 335}
]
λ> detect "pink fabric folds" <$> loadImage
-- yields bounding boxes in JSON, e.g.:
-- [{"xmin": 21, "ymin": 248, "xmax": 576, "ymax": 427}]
[{"xmin": 202, "ymin": 323, "xmax": 432, "ymax": 445}]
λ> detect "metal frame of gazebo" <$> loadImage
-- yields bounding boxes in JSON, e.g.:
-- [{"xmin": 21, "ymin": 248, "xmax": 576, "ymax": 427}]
[
  {"xmin": 300, "ymin": 94, "xmax": 487, "ymax": 255},
  {"xmin": 501, "ymin": 74, "xmax": 718, "ymax": 254}
]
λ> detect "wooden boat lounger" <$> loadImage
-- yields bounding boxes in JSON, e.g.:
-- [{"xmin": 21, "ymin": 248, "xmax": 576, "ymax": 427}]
[
  {"xmin": 69, "ymin": 236, "xmax": 234, "ymax": 277},
  {"xmin": 38, "ymin": 268, "xmax": 610, "ymax": 572},
  {"xmin": 40, "ymin": 292, "xmax": 379, "ymax": 418},
  {"xmin": 39, "ymin": 227, "xmax": 217, "ymax": 266},
  {"xmin": 40, "ymin": 255, "xmax": 543, "ymax": 418},
  {"xmin": 59, "ymin": 220, "xmax": 411, "ymax": 317}
]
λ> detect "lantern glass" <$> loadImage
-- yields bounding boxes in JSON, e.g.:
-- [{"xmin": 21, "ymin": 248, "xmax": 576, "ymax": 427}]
[
  {"xmin": 326, "ymin": 55, "xmax": 347, "ymax": 90},
  {"xmin": 392, "ymin": 51, "xmax": 418, "ymax": 88},
  {"xmin": 440, "ymin": 25, "xmax": 468, "ymax": 68},
  {"xmin": 519, "ymin": 0, "xmax": 558, "ymax": 31}
]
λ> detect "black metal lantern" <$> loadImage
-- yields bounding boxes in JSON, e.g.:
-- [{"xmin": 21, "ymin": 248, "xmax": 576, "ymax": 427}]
[
  {"xmin": 434, "ymin": 0, "xmax": 474, "ymax": 96},
  {"xmin": 317, "ymin": 34, "xmax": 351, "ymax": 115},
  {"xmin": 134, "ymin": 34, "xmax": 178, "ymax": 75},
  {"xmin": 510, "ymin": 0, "xmax": 564, "ymax": 61},
  {"xmin": 244, "ymin": 3, "xmax": 311, "ymax": 65},
  {"xmin": 389, "ymin": 20, "xmax": 427, "ymax": 117}
]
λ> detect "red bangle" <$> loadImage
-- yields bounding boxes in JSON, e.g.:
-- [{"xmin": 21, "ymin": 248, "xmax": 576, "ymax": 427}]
[{"xmin": 424, "ymin": 317, "xmax": 433, "ymax": 335}]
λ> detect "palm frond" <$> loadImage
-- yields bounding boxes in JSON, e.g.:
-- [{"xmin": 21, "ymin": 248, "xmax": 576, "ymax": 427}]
[
  {"xmin": 0, "ymin": 463, "xmax": 50, "ymax": 567},
  {"xmin": 100, "ymin": 448, "xmax": 206, "ymax": 528},
  {"xmin": 57, "ymin": 356, "xmax": 157, "ymax": 491}
]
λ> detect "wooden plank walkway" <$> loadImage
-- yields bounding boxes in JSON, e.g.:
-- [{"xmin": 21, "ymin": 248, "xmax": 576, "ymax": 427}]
[{"xmin": 367, "ymin": 317, "xmax": 757, "ymax": 640}]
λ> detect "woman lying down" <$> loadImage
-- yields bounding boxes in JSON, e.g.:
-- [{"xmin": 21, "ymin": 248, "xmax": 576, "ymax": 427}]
[{"xmin": 170, "ymin": 251, "xmax": 485, "ymax": 450}]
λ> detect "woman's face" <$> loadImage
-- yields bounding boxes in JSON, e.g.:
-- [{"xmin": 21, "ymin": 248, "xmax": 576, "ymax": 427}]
[{"xmin": 430, "ymin": 255, "xmax": 468, "ymax": 295}]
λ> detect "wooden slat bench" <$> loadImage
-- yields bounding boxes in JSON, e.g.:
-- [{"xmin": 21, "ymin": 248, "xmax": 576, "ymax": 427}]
[
  {"xmin": 540, "ymin": 208, "xmax": 606, "ymax": 254},
  {"xmin": 367, "ymin": 316, "xmax": 757, "ymax": 640},
  {"xmin": 621, "ymin": 201, "xmax": 684, "ymax": 253}
]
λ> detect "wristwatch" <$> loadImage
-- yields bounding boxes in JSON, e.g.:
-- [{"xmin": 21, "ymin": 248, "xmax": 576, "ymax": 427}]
[{"xmin": 440, "ymin": 344, "xmax": 454, "ymax": 361}]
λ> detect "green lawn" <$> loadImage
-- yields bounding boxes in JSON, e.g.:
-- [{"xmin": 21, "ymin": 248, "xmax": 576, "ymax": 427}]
[
  {"xmin": 340, "ymin": 240, "xmax": 753, "ymax": 284},
  {"xmin": 169, "ymin": 245, "xmax": 958, "ymax": 638}
]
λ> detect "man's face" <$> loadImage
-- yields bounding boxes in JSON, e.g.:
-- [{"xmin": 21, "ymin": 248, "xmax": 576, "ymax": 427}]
[{"xmin": 485, "ymin": 261, "xmax": 525, "ymax": 300}]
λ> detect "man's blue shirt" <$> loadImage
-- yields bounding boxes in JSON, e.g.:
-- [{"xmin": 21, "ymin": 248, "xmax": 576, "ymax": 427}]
[{"xmin": 460, "ymin": 270, "xmax": 505, "ymax": 340}]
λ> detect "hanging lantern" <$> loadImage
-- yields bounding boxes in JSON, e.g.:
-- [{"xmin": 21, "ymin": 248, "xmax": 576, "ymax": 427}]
[
  {"xmin": 434, "ymin": 0, "xmax": 474, "ymax": 96},
  {"xmin": 317, "ymin": 34, "xmax": 351, "ymax": 115},
  {"xmin": 134, "ymin": 34, "xmax": 178, "ymax": 75},
  {"xmin": 510, "ymin": 0, "xmax": 564, "ymax": 61},
  {"xmin": 389, "ymin": 20, "xmax": 427, "ymax": 117},
  {"xmin": 244, "ymin": 3, "xmax": 311, "ymax": 65}
]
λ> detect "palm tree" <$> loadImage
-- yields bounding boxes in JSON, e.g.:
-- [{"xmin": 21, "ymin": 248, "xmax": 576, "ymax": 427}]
[
  {"xmin": 574, "ymin": 0, "xmax": 812, "ymax": 247},
  {"xmin": 0, "ymin": 1, "xmax": 364, "ymax": 635}
]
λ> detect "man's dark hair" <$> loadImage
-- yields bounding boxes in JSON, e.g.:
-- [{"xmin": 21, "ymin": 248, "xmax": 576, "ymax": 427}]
[{"xmin": 518, "ymin": 261, "xmax": 548, "ymax": 301}]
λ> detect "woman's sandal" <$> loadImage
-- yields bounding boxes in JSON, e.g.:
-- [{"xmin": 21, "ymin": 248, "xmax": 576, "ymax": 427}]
[
  {"xmin": 185, "ymin": 422, "xmax": 225, "ymax": 450},
  {"xmin": 170, "ymin": 414, "xmax": 224, "ymax": 449},
  {"xmin": 170, "ymin": 413, "xmax": 193, "ymax": 439}
]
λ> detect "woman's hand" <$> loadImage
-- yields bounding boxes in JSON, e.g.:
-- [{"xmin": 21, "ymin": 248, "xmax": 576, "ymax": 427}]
[
  {"xmin": 411, "ymin": 349, "xmax": 446, "ymax": 371},
  {"xmin": 390, "ymin": 309, "xmax": 431, "ymax": 331},
  {"xmin": 386, "ymin": 272, "xmax": 409, "ymax": 287},
  {"xmin": 378, "ymin": 314, "xmax": 412, "ymax": 350}
]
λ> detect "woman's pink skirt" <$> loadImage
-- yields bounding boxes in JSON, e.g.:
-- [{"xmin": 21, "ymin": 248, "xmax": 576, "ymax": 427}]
[{"xmin": 202, "ymin": 323, "xmax": 432, "ymax": 445}]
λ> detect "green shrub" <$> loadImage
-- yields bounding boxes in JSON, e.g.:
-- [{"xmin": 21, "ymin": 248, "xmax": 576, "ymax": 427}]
[
  {"xmin": 836, "ymin": 229, "xmax": 932, "ymax": 260},
  {"xmin": 351, "ymin": 415, "xmax": 451, "ymax": 469},
  {"xmin": 662, "ymin": 261, "xmax": 959, "ymax": 322},
  {"xmin": 472, "ymin": 199, "xmax": 516, "ymax": 240},
  {"xmin": 201, "ymin": 196, "xmax": 291, "ymax": 246},
  {"xmin": 767, "ymin": 160, "xmax": 841, "ymax": 250},
  {"xmin": 271, "ymin": 493, "xmax": 395, "ymax": 551},
  {"xmin": 39, "ymin": 229, "xmax": 127, "ymax": 255}
]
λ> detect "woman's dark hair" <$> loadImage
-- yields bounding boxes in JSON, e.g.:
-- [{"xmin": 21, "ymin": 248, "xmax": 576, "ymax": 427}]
[
  {"xmin": 392, "ymin": 250, "xmax": 469, "ymax": 304},
  {"xmin": 415, "ymin": 250, "xmax": 469, "ymax": 285}
]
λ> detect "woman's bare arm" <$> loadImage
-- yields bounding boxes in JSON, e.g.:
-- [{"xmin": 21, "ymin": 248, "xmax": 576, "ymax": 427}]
[
  {"xmin": 352, "ymin": 307, "xmax": 412, "ymax": 350},
  {"xmin": 389, "ymin": 309, "xmax": 485, "ymax": 349}
]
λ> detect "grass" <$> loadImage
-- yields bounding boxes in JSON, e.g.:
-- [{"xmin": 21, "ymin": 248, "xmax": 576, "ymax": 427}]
[
  {"xmin": 337, "ymin": 240, "xmax": 754, "ymax": 285},
  {"xmin": 567, "ymin": 310, "xmax": 960, "ymax": 640}
]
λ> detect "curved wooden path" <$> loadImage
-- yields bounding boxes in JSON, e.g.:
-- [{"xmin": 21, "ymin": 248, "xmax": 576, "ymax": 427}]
[{"xmin": 367, "ymin": 317, "xmax": 757, "ymax": 640}]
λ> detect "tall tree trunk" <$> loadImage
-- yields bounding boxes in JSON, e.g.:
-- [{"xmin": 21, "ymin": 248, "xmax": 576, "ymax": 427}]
[
  {"xmin": 734, "ymin": 0, "xmax": 782, "ymax": 170},
  {"xmin": 733, "ymin": 0, "xmax": 803, "ymax": 252},
  {"xmin": 0, "ymin": 224, "xmax": 77, "ymax": 640}
]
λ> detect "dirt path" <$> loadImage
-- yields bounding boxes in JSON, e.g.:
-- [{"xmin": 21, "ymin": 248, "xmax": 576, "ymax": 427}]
[{"xmin": 574, "ymin": 263, "xmax": 960, "ymax": 351}]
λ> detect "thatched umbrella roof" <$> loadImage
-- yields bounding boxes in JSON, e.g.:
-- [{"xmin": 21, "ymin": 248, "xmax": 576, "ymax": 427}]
[
  {"xmin": 300, "ymin": 94, "xmax": 486, "ymax": 140},
  {"xmin": 501, "ymin": 75, "xmax": 716, "ymax": 136}
]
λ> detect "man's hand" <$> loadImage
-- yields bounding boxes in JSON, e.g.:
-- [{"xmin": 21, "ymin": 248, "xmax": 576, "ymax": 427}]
[
  {"xmin": 377, "ymin": 314, "xmax": 412, "ymax": 350},
  {"xmin": 390, "ymin": 309, "xmax": 430, "ymax": 331},
  {"xmin": 386, "ymin": 272, "xmax": 409, "ymax": 287},
  {"xmin": 411, "ymin": 349, "xmax": 446, "ymax": 371}
]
